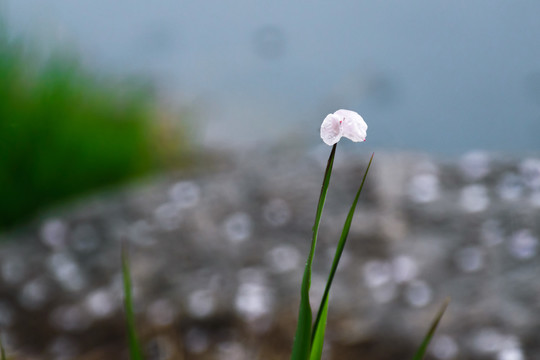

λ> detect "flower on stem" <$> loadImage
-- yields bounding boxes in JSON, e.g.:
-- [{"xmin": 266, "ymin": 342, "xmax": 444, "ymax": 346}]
[{"xmin": 320, "ymin": 109, "xmax": 367, "ymax": 146}]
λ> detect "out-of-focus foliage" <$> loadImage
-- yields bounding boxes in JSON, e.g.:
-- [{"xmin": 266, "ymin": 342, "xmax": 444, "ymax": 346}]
[{"xmin": 0, "ymin": 29, "xmax": 190, "ymax": 230}]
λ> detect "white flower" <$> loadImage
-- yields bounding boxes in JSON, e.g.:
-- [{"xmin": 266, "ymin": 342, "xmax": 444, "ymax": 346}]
[{"xmin": 320, "ymin": 109, "xmax": 367, "ymax": 146}]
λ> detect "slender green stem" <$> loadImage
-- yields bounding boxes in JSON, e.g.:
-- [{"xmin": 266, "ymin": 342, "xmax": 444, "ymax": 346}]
[
  {"xmin": 312, "ymin": 153, "xmax": 374, "ymax": 343},
  {"xmin": 122, "ymin": 245, "xmax": 144, "ymax": 360},
  {"xmin": 290, "ymin": 144, "xmax": 337, "ymax": 360},
  {"xmin": 412, "ymin": 298, "xmax": 450, "ymax": 360},
  {"xmin": 307, "ymin": 144, "xmax": 337, "ymax": 285}
]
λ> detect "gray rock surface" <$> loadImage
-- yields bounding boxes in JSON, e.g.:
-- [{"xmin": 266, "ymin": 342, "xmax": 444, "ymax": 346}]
[{"xmin": 1, "ymin": 146, "xmax": 539, "ymax": 360}]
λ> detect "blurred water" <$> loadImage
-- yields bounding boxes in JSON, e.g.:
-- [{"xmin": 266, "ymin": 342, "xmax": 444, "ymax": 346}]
[
  {"xmin": 4, "ymin": 1, "xmax": 540, "ymax": 152},
  {"xmin": 0, "ymin": 148, "xmax": 539, "ymax": 358}
]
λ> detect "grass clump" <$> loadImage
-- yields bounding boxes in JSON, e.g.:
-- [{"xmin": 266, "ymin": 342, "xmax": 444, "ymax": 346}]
[
  {"xmin": 0, "ymin": 28, "xmax": 190, "ymax": 230},
  {"xmin": 288, "ymin": 140, "xmax": 447, "ymax": 360}
]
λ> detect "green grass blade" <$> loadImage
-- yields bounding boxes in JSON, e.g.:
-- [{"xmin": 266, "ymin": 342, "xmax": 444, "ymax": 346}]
[
  {"xmin": 310, "ymin": 153, "xmax": 374, "ymax": 358},
  {"xmin": 412, "ymin": 298, "xmax": 450, "ymax": 360},
  {"xmin": 291, "ymin": 144, "xmax": 337, "ymax": 360},
  {"xmin": 0, "ymin": 335, "xmax": 7, "ymax": 360},
  {"xmin": 309, "ymin": 299, "xmax": 328, "ymax": 360},
  {"xmin": 122, "ymin": 246, "xmax": 144, "ymax": 360}
]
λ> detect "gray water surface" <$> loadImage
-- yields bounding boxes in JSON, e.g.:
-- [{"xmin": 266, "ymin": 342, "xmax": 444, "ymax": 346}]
[{"xmin": 5, "ymin": 1, "xmax": 540, "ymax": 153}]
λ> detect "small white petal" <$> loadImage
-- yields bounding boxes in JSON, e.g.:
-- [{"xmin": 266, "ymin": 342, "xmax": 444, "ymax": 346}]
[
  {"xmin": 320, "ymin": 113, "xmax": 343, "ymax": 145},
  {"xmin": 336, "ymin": 109, "xmax": 367, "ymax": 142}
]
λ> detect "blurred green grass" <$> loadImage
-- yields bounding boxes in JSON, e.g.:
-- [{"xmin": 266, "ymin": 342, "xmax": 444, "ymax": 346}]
[{"xmin": 0, "ymin": 29, "xmax": 191, "ymax": 230}]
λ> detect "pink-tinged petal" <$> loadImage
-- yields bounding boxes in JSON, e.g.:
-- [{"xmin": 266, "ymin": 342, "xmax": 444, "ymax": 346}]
[
  {"xmin": 320, "ymin": 113, "xmax": 343, "ymax": 145},
  {"xmin": 336, "ymin": 109, "xmax": 367, "ymax": 142}
]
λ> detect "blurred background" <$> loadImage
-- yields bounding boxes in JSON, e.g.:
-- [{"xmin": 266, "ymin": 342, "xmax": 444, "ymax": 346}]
[
  {"xmin": 4, "ymin": 0, "xmax": 540, "ymax": 152},
  {"xmin": 1, "ymin": 1, "xmax": 540, "ymax": 359}
]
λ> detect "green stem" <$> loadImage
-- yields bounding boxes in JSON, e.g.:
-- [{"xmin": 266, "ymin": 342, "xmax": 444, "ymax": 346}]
[
  {"xmin": 312, "ymin": 153, "xmax": 374, "ymax": 343},
  {"xmin": 290, "ymin": 144, "xmax": 337, "ymax": 360}
]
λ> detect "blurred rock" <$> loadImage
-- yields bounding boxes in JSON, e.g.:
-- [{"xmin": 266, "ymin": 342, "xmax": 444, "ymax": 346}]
[{"xmin": 1, "ymin": 147, "xmax": 540, "ymax": 360}]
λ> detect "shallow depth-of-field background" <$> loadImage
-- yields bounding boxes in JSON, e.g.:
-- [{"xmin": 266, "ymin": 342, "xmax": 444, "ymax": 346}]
[{"xmin": 1, "ymin": 2, "xmax": 540, "ymax": 359}]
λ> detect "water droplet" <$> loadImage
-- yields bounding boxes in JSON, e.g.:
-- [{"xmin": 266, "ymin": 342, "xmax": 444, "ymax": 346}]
[
  {"xmin": 508, "ymin": 229, "xmax": 538, "ymax": 260},
  {"xmin": 41, "ymin": 219, "xmax": 67, "ymax": 249},
  {"xmin": 84, "ymin": 289, "xmax": 116, "ymax": 319},
  {"xmin": 223, "ymin": 213, "xmax": 252, "ymax": 243},
  {"xmin": 460, "ymin": 185, "xmax": 489, "ymax": 212},
  {"xmin": 408, "ymin": 174, "xmax": 440, "ymax": 203},
  {"xmin": 19, "ymin": 278, "xmax": 50, "ymax": 310},
  {"xmin": 185, "ymin": 328, "xmax": 209, "ymax": 354},
  {"xmin": 431, "ymin": 335, "xmax": 458, "ymax": 359},
  {"xmin": 497, "ymin": 173, "xmax": 524, "ymax": 201},
  {"xmin": 405, "ymin": 280, "xmax": 432, "ymax": 308},
  {"xmin": 455, "ymin": 246, "xmax": 484, "ymax": 273},
  {"xmin": 147, "ymin": 299, "xmax": 176, "ymax": 327},
  {"xmin": 266, "ymin": 245, "xmax": 300, "ymax": 273},
  {"xmin": 187, "ymin": 290, "xmax": 215, "ymax": 318},
  {"xmin": 460, "ymin": 151, "xmax": 490, "ymax": 180},
  {"xmin": 392, "ymin": 255, "xmax": 418, "ymax": 283},
  {"xmin": 263, "ymin": 199, "xmax": 291, "ymax": 227},
  {"xmin": 235, "ymin": 282, "xmax": 273, "ymax": 321},
  {"xmin": 170, "ymin": 181, "xmax": 200, "ymax": 208},
  {"xmin": 519, "ymin": 158, "xmax": 540, "ymax": 189},
  {"xmin": 363, "ymin": 260, "xmax": 392, "ymax": 288}
]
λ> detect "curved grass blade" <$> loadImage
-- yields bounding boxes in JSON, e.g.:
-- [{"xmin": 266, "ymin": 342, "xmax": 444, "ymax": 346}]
[
  {"xmin": 310, "ymin": 153, "xmax": 374, "ymax": 359},
  {"xmin": 309, "ymin": 298, "xmax": 328, "ymax": 360},
  {"xmin": 122, "ymin": 246, "xmax": 144, "ymax": 360},
  {"xmin": 412, "ymin": 298, "xmax": 450, "ymax": 360},
  {"xmin": 291, "ymin": 144, "xmax": 337, "ymax": 360}
]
